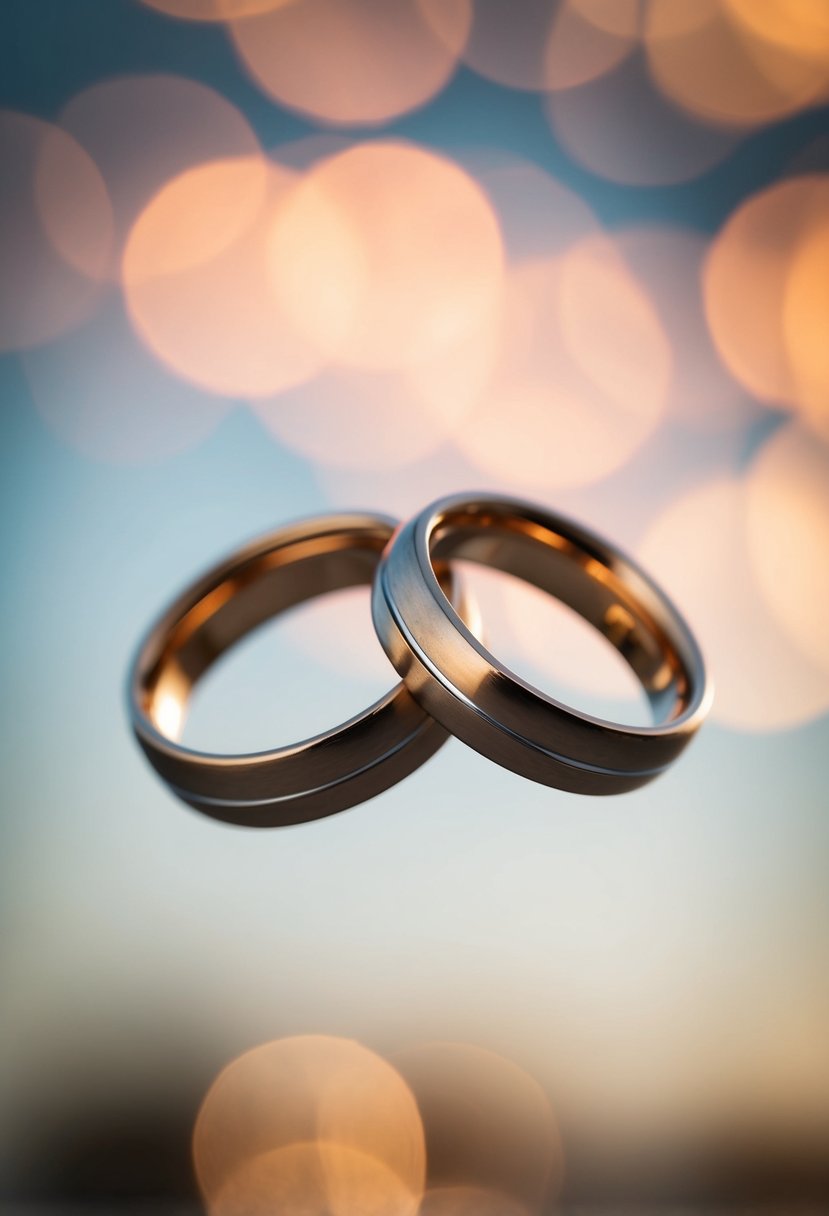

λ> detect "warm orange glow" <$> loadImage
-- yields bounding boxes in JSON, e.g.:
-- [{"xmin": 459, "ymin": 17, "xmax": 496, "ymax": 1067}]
[
  {"xmin": 193, "ymin": 1036, "xmax": 426, "ymax": 1207},
  {"xmin": 639, "ymin": 476, "xmax": 829, "ymax": 731},
  {"xmin": 703, "ymin": 175, "xmax": 829, "ymax": 409},
  {"xmin": 154, "ymin": 691, "xmax": 185, "ymax": 740},
  {"xmin": 211, "ymin": 1141, "xmax": 417, "ymax": 1216},
  {"xmin": 59, "ymin": 75, "xmax": 260, "ymax": 278},
  {"xmin": 210, "ymin": 1142, "xmax": 329, "ymax": 1216},
  {"xmin": 267, "ymin": 141, "xmax": 503, "ymax": 374},
  {"xmin": 141, "ymin": 0, "xmax": 294, "ymax": 20},
  {"xmin": 266, "ymin": 166, "xmax": 365, "ymax": 365},
  {"xmin": 783, "ymin": 217, "xmax": 829, "ymax": 439},
  {"xmin": 456, "ymin": 244, "xmax": 668, "ymax": 490},
  {"xmin": 321, "ymin": 1142, "xmax": 417, "ymax": 1216},
  {"xmin": 746, "ymin": 423, "xmax": 829, "ymax": 678},
  {"xmin": 123, "ymin": 157, "xmax": 323, "ymax": 398},
  {"xmin": 546, "ymin": 52, "xmax": 738, "ymax": 186},
  {"xmin": 544, "ymin": 0, "xmax": 638, "ymax": 91},
  {"xmin": 230, "ymin": 0, "xmax": 471, "ymax": 126},
  {"xmin": 645, "ymin": 0, "xmax": 829, "ymax": 128},
  {"xmin": 128, "ymin": 156, "xmax": 269, "ymax": 280},
  {"xmin": 256, "ymin": 143, "xmax": 505, "ymax": 474},
  {"xmin": 725, "ymin": 0, "xmax": 829, "ymax": 61},
  {"xmin": 616, "ymin": 226, "xmax": 762, "ymax": 433},
  {"xmin": 395, "ymin": 1042, "xmax": 562, "ymax": 1210},
  {"xmin": 20, "ymin": 291, "xmax": 232, "ymax": 463},
  {"xmin": 0, "ymin": 110, "xmax": 110, "ymax": 350}
]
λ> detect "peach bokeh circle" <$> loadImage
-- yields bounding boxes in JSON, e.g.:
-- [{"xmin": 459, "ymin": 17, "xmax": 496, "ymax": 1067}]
[
  {"xmin": 230, "ymin": 0, "xmax": 471, "ymax": 125},
  {"xmin": 0, "ymin": 110, "xmax": 111, "ymax": 350},
  {"xmin": 123, "ymin": 156, "xmax": 323, "ymax": 398},
  {"xmin": 266, "ymin": 140, "xmax": 504, "ymax": 375},
  {"xmin": 193, "ymin": 1036, "xmax": 426, "ymax": 1208}
]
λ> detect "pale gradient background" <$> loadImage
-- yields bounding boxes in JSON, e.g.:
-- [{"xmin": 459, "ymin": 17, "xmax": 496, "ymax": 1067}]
[{"xmin": 1, "ymin": 0, "xmax": 828, "ymax": 1207}]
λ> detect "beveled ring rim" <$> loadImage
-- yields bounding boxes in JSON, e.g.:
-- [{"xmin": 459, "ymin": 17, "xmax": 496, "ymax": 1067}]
[
  {"xmin": 129, "ymin": 512, "xmax": 462, "ymax": 828},
  {"xmin": 372, "ymin": 492, "xmax": 712, "ymax": 796}
]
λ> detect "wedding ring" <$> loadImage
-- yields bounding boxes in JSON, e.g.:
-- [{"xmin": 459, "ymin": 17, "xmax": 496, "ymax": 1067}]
[
  {"xmin": 129, "ymin": 514, "xmax": 466, "ymax": 827},
  {"xmin": 372, "ymin": 493, "xmax": 711, "ymax": 795}
]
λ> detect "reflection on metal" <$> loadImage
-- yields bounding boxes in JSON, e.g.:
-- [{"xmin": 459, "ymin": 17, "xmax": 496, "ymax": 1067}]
[
  {"xmin": 373, "ymin": 493, "xmax": 710, "ymax": 794},
  {"xmin": 130, "ymin": 514, "xmax": 473, "ymax": 826}
]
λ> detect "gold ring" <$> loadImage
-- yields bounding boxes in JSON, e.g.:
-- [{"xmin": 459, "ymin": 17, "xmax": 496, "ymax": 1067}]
[
  {"xmin": 372, "ymin": 493, "xmax": 711, "ymax": 796},
  {"xmin": 129, "ymin": 513, "xmax": 468, "ymax": 827}
]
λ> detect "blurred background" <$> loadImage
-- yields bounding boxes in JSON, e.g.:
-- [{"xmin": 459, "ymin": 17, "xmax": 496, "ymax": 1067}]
[{"xmin": 1, "ymin": 0, "xmax": 828, "ymax": 1211}]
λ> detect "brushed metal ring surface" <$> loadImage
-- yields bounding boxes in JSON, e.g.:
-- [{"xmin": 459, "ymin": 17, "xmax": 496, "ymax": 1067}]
[
  {"xmin": 372, "ymin": 493, "xmax": 712, "ymax": 796},
  {"xmin": 129, "ymin": 513, "xmax": 463, "ymax": 827}
]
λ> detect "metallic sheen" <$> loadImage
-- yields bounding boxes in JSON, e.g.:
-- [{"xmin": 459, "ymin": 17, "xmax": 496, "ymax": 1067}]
[
  {"xmin": 372, "ymin": 493, "xmax": 712, "ymax": 795},
  {"xmin": 129, "ymin": 514, "xmax": 464, "ymax": 827}
]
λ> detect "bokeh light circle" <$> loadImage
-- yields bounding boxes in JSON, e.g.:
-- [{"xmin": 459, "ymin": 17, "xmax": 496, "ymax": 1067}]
[
  {"xmin": 544, "ymin": 0, "xmax": 639, "ymax": 90},
  {"xmin": 421, "ymin": 0, "xmax": 556, "ymax": 91},
  {"xmin": 615, "ymin": 225, "xmax": 762, "ymax": 434},
  {"xmin": 456, "ymin": 240, "xmax": 669, "ymax": 491},
  {"xmin": 783, "ymin": 215, "xmax": 829, "ymax": 439},
  {"xmin": 639, "ymin": 475, "xmax": 829, "ymax": 731},
  {"xmin": 123, "ymin": 156, "xmax": 323, "ymax": 398},
  {"xmin": 645, "ymin": 0, "xmax": 829, "ymax": 129},
  {"xmin": 0, "ymin": 110, "xmax": 111, "ymax": 351},
  {"xmin": 566, "ymin": 0, "xmax": 648, "ymax": 38},
  {"xmin": 556, "ymin": 235, "xmax": 671, "ymax": 413},
  {"xmin": 267, "ymin": 140, "xmax": 504, "ymax": 375},
  {"xmin": 212, "ymin": 1141, "xmax": 418, "ymax": 1216},
  {"xmin": 422, "ymin": 0, "xmax": 637, "ymax": 93},
  {"xmin": 703, "ymin": 175, "xmax": 829, "ymax": 411},
  {"xmin": 746, "ymin": 423, "xmax": 829, "ymax": 677},
  {"xmin": 58, "ymin": 75, "xmax": 261, "ymax": 278},
  {"xmin": 230, "ymin": 0, "xmax": 471, "ymax": 126},
  {"xmin": 193, "ymin": 1036, "xmax": 426, "ymax": 1207},
  {"xmin": 725, "ymin": 0, "xmax": 829, "ymax": 62},
  {"xmin": 546, "ymin": 51, "xmax": 739, "ymax": 186},
  {"xmin": 395, "ymin": 1042, "xmax": 562, "ymax": 1210}
]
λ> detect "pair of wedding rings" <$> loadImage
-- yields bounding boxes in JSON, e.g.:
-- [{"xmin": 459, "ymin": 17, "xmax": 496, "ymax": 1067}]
[{"xmin": 129, "ymin": 493, "xmax": 711, "ymax": 829}]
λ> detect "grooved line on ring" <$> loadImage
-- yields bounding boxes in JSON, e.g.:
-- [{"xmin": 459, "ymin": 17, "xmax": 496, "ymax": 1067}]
[
  {"xmin": 378, "ymin": 564, "xmax": 669, "ymax": 782},
  {"xmin": 164, "ymin": 718, "xmax": 436, "ymax": 809}
]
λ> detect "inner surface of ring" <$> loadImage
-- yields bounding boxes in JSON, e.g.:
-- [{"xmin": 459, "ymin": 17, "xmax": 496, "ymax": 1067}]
[
  {"xmin": 430, "ymin": 509, "xmax": 691, "ymax": 723},
  {"xmin": 140, "ymin": 538, "xmax": 386, "ymax": 742}
]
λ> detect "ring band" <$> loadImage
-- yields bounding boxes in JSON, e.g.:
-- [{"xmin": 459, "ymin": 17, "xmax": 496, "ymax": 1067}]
[
  {"xmin": 372, "ymin": 493, "xmax": 711, "ymax": 796},
  {"xmin": 129, "ymin": 514, "xmax": 467, "ymax": 827}
]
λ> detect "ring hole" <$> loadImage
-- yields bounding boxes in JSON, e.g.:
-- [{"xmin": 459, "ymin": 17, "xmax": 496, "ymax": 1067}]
[
  {"xmin": 181, "ymin": 585, "xmax": 396, "ymax": 754},
  {"xmin": 455, "ymin": 563, "xmax": 653, "ymax": 727}
]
